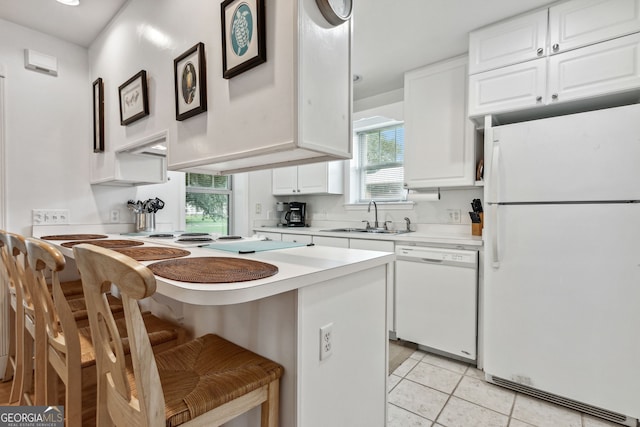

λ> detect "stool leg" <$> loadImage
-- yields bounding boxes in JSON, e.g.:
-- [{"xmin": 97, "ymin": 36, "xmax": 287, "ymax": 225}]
[
  {"xmin": 8, "ymin": 309, "xmax": 25, "ymax": 403},
  {"xmin": 2, "ymin": 306, "xmax": 15, "ymax": 382},
  {"xmin": 260, "ymin": 379, "xmax": 280, "ymax": 427}
]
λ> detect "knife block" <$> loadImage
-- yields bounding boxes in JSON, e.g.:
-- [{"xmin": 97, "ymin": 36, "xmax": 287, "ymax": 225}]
[{"xmin": 471, "ymin": 212, "xmax": 483, "ymax": 236}]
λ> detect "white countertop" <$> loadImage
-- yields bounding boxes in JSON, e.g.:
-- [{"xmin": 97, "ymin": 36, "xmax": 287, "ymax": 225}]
[
  {"xmin": 51, "ymin": 234, "xmax": 395, "ymax": 306},
  {"xmin": 253, "ymin": 226, "xmax": 484, "ymax": 247}
]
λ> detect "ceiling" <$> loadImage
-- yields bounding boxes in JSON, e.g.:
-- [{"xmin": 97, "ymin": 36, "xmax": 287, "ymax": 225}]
[{"xmin": 0, "ymin": 0, "xmax": 555, "ymax": 100}]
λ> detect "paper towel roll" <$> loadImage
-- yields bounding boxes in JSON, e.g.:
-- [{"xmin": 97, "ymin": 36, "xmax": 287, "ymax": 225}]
[{"xmin": 407, "ymin": 189, "xmax": 440, "ymax": 202}]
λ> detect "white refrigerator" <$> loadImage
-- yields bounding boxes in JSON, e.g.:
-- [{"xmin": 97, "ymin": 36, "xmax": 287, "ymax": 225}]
[{"xmin": 483, "ymin": 103, "xmax": 640, "ymax": 426}]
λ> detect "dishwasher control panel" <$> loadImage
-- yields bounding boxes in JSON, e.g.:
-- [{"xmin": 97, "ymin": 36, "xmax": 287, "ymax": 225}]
[{"xmin": 396, "ymin": 245, "xmax": 477, "ymax": 265}]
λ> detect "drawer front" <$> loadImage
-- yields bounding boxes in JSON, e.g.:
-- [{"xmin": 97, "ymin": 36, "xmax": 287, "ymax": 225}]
[{"xmin": 281, "ymin": 233, "xmax": 312, "ymax": 244}]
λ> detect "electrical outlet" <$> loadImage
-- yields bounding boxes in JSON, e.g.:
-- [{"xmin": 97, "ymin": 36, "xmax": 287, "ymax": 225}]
[
  {"xmin": 110, "ymin": 209, "xmax": 120, "ymax": 223},
  {"xmin": 255, "ymin": 203, "xmax": 262, "ymax": 215},
  {"xmin": 319, "ymin": 323, "xmax": 333, "ymax": 361},
  {"xmin": 32, "ymin": 209, "xmax": 70, "ymax": 225},
  {"xmin": 447, "ymin": 209, "xmax": 461, "ymax": 224}
]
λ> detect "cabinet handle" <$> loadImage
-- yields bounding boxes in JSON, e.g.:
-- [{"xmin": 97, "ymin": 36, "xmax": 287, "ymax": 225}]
[
  {"xmin": 292, "ymin": 189, "xmax": 296, "ymax": 193},
  {"xmin": 551, "ymin": 93, "xmax": 559, "ymax": 101},
  {"xmin": 536, "ymin": 47, "xmax": 543, "ymax": 56},
  {"xmin": 552, "ymin": 43, "xmax": 559, "ymax": 52},
  {"xmin": 536, "ymin": 96, "xmax": 542, "ymax": 102}
]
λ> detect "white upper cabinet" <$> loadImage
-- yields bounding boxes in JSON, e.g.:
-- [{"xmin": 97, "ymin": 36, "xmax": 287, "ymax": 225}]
[
  {"xmin": 404, "ymin": 56, "xmax": 475, "ymax": 188},
  {"xmin": 469, "ymin": 10, "xmax": 548, "ymax": 75},
  {"xmin": 549, "ymin": 0, "xmax": 640, "ymax": 54},
  {"xmin": 272, "ymin": 161, "xmax": 343, "ymax": 195},
  {"xmin": 468, "ymin": 0, "xmax": 640, "ymax": 118},
  {"xmin": 469, "ymin": 58, "xmax": 547, "ymax": 116},
  {"xmin": 548, "ymin": 32, "xmax": 640, "ymax": 103}
]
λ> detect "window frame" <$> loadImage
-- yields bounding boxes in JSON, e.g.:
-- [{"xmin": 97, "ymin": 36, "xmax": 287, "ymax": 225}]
[
  {"xmin": 351, "ymin": 120, "xmax": 407, "ymax": 204},
  {"xmin": 184, "ymin": 173, "xmax": 234, "ymax": 235}
]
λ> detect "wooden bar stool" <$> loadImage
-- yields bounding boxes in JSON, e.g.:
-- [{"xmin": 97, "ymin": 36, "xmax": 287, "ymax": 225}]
[
  {"xmin": 0, "ymin": 231, "xmax": 37, "ymax": 405},
  {"xmin": 25, "ymin": 237, "xmax": 188, "ymax": 426},
  {"xmin": 73, "ymin": 243, "xmax": 284, "ymax": 427},
  {"xmin": 0, "ymin": 234, "xmax": 17, "ymax": 385}
]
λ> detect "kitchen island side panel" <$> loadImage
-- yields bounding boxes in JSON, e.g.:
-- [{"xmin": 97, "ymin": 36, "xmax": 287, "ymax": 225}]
[
  {"xmin": 178, "ymin": 264, "xmax": 388, "ymax": 427},
  {"xmin": 297, "ymin": 265, "xmax": 388, "ymax": 427}
]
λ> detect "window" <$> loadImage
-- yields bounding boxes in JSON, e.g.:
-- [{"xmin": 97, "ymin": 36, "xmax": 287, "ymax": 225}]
[
  {"xmin": 185, "ymin": 173, "xmax": 232, "ymax": 234},
  {"xmin": 354, "ymin": 124, "xmax": 405, "ymax": 202}
]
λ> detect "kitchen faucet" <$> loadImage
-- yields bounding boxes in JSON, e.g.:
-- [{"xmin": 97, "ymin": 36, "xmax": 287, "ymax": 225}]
[{"xmin": 367, "ymin": 201, "xmax": 379, "ymax": 229}]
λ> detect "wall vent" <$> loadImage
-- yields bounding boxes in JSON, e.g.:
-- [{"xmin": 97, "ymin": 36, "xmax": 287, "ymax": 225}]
[
  {"xmin": 488, "ymin": 375, "xmax": 637, "ymax": 427},
  {"xmin": 24, "ymin": 49, "xmax": 58, "ymax": 76}
]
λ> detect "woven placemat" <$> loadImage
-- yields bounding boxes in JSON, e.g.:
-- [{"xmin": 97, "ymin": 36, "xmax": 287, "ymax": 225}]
[
  {"xmin": 148, "ymin": 257, "xmax": 278, "ymax": 283},
  {"xmin": 41, "ymin": 234, "xmax": 108, "ymax": 240},
  {"xmin": 61, "ymin": 239, "xmax": 145, "ymax": 249},
  {"xmin": 112, "ymin": 246, "xmax": 191, "ymax": 261}
]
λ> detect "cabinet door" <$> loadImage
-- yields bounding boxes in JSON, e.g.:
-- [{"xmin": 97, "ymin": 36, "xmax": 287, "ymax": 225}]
[
  {"xmin": 272, "ymin": 166, "xmax": 298, "ymax": 195},
  {"xmin": 255, "ymin": 231, "xmax": 282, "ymax": 241},
  {"xmin": 349, "ymin": 238, "xmax": 395, "ymax": 333},
  {"xmin": 312, "ymin": 236, "xmax": 349, "ymax": 248},
  {"xmin": 281, "ymin": 233, "xmax": 312, "ymax": 244},
  {"xmin": 549, "ymin": 0, "xmax": 640, "ymax": 54},
  {"xmin": 404, "ymin": 56, "xmax": 475, "ymax": 188},
  {"xmin": 468, "ymin": 58, "xmax": 547, "ymax": 117},
  {"xmin": 548, "ymin": 33, "xmax": 640, "ymax": 104},
  {"xmin": 297, "ymin": 163, "xmax": 328, "ymax": 194},
  {"xmin": 469, "ymin": 9, "xmax": 548, "ymax": 74}
]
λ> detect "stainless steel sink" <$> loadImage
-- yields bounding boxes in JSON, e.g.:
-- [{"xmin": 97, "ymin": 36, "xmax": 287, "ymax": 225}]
[{"xmin": 320, "ymin": 228, "xmax": 412, "ymax": 235}]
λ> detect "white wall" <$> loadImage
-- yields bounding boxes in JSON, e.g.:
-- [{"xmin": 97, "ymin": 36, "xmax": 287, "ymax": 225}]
[{"xmin": 0, "ymin": 19, "xmax": 183, "ymax": 235}]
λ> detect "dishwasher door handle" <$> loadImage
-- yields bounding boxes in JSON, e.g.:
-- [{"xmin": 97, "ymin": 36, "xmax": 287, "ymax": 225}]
[
  {"xmin": 397, "ymin": 255, "xmax": 443, "ymax": 263},
  {"xmin": 420, "ymin": 258, "xmax": 443, "ymax": 263}
]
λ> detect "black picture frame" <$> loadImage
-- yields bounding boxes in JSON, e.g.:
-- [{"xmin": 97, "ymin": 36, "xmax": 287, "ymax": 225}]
[
  {"xmin": 118, "ymin": 70, "xmax": 149, "ymax": 126},
  {"xmin": 174, "ymin": 42, "xmax": 208, "ymax": 121},
  {"xmin": 92, "ymin": 77, "xmax": 104, "ymax": 152},
  {"xmin": 221, "ymin": 0, "xmax": 266, "ymax": 79}
]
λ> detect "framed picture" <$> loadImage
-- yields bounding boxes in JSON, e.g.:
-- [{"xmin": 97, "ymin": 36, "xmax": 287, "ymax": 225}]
[
  {"xmin": 174, "ymin": 42, "xmax": 207, "ymax": 121},
  {"xmin": 92, "ymin": 77, "xmax": 104, "ymax": 152},
  {"xmin": 118, "ymin": 70, "xmax": 149, "ymax": 125},
  {"xmin": 221, "ymin": 0, "xmax": 266, "ymax": 79}
]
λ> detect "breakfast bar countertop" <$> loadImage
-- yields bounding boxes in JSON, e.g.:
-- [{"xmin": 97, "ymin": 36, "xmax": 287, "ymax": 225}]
[{"xmin": 48, "ymin": 233, "xmax": 395, "ymax": 306}]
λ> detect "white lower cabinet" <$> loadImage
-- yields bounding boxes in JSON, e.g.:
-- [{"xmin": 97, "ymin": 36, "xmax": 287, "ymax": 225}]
[
  {"xmin": 312, "ymin": 236, "xmax": 348, "ymax": 248},
  {"xmin": 255, "ymin": 231, "xmax": 282, "ymax": 241},
  {"xmin": 349, "ymin": 239, "xmax": 396, "ymax": 334},
  {"xmin": 281, "ymin": 233, "xmax": 313, "ymax": 244}
]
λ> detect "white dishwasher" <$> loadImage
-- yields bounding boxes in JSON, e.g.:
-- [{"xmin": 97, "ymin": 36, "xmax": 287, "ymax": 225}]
[{"xmin": 395, "ymin": 245, "xmax": 478, "ymax": 361}]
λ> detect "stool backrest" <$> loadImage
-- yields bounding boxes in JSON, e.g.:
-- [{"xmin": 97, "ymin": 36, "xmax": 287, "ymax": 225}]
[
  {"xmin": 25, "ymin": 238, "xmax": 81, "ymax": 384},
  {"xmin": 0, "ymin": 232, "xmax": 34, "ymax": 319},
  {"xmin": 73, "ymin": 243, "xmax": 164, "ymax": 427}
]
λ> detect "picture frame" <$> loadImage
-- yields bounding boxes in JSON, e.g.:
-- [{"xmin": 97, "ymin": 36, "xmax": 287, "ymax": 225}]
[
  {"xmin": 221, "ymin": 0, "xmax": 266, "ymax": 79},
  {"xmin": 92, "ymin": 77, "xmax": 104, "ymax": 152},
  {"xmin": 174, "ymin": 42, "xmax": 207, "ymax": 121},
  {"xmin": 118, "ymin": 70, "xmax": 149, "ymax": 125}
]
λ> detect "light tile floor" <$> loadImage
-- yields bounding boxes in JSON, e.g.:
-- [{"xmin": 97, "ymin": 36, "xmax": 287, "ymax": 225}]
[{"xmin": 388, "ymin": 349, "xmax": 625, "ymax": 427}]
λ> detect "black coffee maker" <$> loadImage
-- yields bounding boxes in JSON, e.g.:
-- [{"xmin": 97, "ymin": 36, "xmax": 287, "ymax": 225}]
[{"xmin": 285, "ymin": 202, "xmax": 306, "ymax": 227}]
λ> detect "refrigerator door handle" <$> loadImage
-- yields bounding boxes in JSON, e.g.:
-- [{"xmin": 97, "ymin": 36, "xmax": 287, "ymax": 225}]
[
  {"xmin": 491, "ymin": 204, "xmax": 500, "ymax": 268},
  {"xmin": 490, "ymin": 144, "xmax": 500, "ymax": 203}
]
